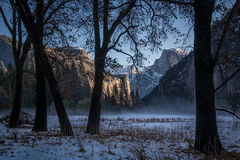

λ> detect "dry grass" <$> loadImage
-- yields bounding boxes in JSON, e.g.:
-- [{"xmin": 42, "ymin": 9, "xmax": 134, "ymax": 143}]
[{"xmin": 0, "ymin": 115, "xmax": 239, "ymax": 159}]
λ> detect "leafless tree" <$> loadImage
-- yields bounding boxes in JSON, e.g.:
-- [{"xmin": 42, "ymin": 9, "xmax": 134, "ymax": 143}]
[
  {"xmin": 0, "ymin": 1, "xmax": 31, "ymax": 127},
  {"xmin": 75, "ymin": 0, "xmax": 184, "ymax": 134},
  {"xmin": 14, "ymin": 0, "xmax": 80, "ymax": 136}
]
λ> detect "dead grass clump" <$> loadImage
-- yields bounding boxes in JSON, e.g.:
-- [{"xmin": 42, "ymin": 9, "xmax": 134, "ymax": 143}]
[
  {"xmin": 131, "ymin": 144, "xmax": 147, "ymax": 160},
  {"xmin": 78, "ymin": 143, "xmax": 86, "ymax": 153},
  {"xmin": 209, "ymin": 150, "xmax": 240, "ymax": 160}
]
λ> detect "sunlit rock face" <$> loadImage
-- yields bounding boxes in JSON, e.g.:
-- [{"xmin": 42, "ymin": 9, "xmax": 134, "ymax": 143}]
[
  {"xmin": 142, "ymin": 52, "xmax": 195, "ymax": 105},
  {"xmin": 46, "ymin": 47, "xmax": 133, "ymax": 107},
  {"xmin": 0, "ymin": 61, "xmax": 7, "ymax": 74},
  {"xmin": 0, "ymin": 37, "xmax": 132, "ymax": 108}
]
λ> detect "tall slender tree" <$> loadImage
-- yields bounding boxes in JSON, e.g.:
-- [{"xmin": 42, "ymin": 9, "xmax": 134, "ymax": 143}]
[
  {"xmin": 0, "ymin": 2, "xmax": 31, "ymax": 127},
  {"xmin": 83, "ymin": 0, "xmax": 180, "ymax": 134}
]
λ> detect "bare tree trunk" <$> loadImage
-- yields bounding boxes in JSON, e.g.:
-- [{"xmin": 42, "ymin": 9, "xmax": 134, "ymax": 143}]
[
  {"xmin": 86, "ymin": 51, "xmax": 106, "ymax": 134},
  {"xmin": 36, "ymin": 44, "xmax": 74, "ymax": 136},
  {"xmin": 9, "ymin": 66, "xmax": 23, "ymax": 128},
  {"xmin": 33, "ymin": 53, "xmax": 47, "ymax": 132},
  {"xmin": 15, "ymin": 0, "xmax": 73, "ymax": 136},
  {"xmin": 194, "ymin": 0, "xmax": 222, "ymax": 154}
]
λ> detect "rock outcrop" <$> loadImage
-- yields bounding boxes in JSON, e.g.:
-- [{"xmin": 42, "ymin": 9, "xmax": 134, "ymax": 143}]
[
  {"xmin": 48, "ymin": 47, "xmax": 133, "ymax": 107},
  {"xmin": 142, "ymin": 52, "xmax": 195, "ymax": 104},
  {"xmin": 151, "ymin": 49, "xmax": 188, "ymax": 75},
  {"xmin": 126, "ymin": 48, "xmax": 188, "ymax": 98},
  {"xmin": 0, "ymin": 61, "xmax": 7, "ymax": 74},
  {"xmin": 0, "ymin": 36, "xmax": 133, "ymax": 109}
]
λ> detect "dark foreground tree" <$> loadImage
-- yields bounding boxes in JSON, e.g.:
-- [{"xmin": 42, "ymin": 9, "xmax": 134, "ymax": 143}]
[
  {"xmin": 83, "ymin": 0, "xmax": 181, "ymax": 134},
  {"xmin": 32, "ymin": 56, "xmax": 47, "ymax": 131},
  {"xmin": 193, "ymin": 0, "xmax": 222, "ymax": 154},
  {"xmin": 86, "ymin": 0, "xmax": 137, "ymax": 134},
  {"xmin": 194, "ymin": 0, "xmax": 240, "ymax": 154},
  {"xmin": 0, "ymin": 3, "xmax": 31, "ymax": 127},
  {"xmin": 15, "ymin": 0, "xmax": 74, "ymax": 136}
]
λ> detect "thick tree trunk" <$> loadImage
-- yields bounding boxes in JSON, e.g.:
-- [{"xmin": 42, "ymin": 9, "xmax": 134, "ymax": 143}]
[
  {"xmin": 194, "ymin": 0, "xmax": 222, "ymax": 154},
  {"xmin": 86, "ymin": 52, "xmax": 106, "ymax": 134},
  {"xmin": 33, "ymin": 53, "xmax": 47, "ymax": 132},
  {"xmin": 34, "ymin": 44, "xmax": 73, "ymax": 136},
  {"xmin": 9, "ymin": 66, "xmax": 23, "ymax": 128}
]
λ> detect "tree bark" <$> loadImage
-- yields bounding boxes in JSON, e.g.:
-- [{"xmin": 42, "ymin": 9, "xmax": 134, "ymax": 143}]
[
  {"xmin": 86, "ymin": 51, "xmax": 106, "ymax": 134},
  {"xmin": 194, "ymin": 0, "xmax": 222, "ymax": 154},
  {"xmin": 9, "ymin": 66, "xmax": 23, "ymax": 128},
  {"xmin": 33, "ymin": 53, "xmax": 47, "ymax": 132}
]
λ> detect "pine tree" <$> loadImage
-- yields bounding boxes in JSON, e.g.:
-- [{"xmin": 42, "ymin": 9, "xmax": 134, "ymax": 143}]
[{"xmin": 135, "ymin": 88, "xmax": 141, "ymax": 105}]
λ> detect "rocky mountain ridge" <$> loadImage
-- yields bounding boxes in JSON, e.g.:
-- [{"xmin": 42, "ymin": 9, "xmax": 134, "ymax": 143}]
[
  {"xmin": 0, "ymin": 37, "xmax": 133, "ymax": 109},
  {"xmin": 116, "ymin": 48, "xmax": 189, "ymax": 98}
]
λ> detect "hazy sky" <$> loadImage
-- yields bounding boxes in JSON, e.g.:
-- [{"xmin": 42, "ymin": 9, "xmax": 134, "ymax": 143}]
[{"xmin": 0, "ymin": 5, "xmax": 193, "ymax": 68}]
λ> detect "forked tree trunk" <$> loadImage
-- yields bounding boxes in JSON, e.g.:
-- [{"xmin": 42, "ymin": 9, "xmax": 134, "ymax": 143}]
[
  {"xmin": 33, "ymin": 53, "xmax": 47, "ymax": 132},
  {"xmin": 194, "ymin": 0, "xmax": 222, "ymax": 154},
  {"xmin": 15, "ymin": 0, "xmax": 73, "ymax": 136},
  {"xmin": 9, "ymin": 66, "xmax": 23, "ymax": 128},
  {"xmin": 35, "ymin": 43, "xmax": 73, "ymax": 136},
  {"xmin": 86, "ymin": 51, "xmax": 106, "ymax": 134}
]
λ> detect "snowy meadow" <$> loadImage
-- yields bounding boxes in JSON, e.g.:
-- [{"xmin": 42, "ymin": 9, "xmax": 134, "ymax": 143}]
[{"xmin": 0, "ymin": 113, "xmax": 239, "ymax": 160}]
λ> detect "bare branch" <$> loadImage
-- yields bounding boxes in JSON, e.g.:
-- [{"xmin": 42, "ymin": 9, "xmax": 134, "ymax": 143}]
[
  {"xmin": 44, "ymin": 0, "xmax": 72, "ymax": 24},
  {"xmin": 43, "ymin": 0, "xmax": 55, "ymax": 15},
  {"xmin": 111, "ymin": 48, "xmax": 138, "ymax": 69},
  {"xmin": 153, "ymin": 0, "xmax": 194, "ymax": 6},
  {"xmin": 107, "ymin": 25, "xmax": 136, "ymax": 51},
  {"xmin": 108, "ymin": 1, "xmax": 133, "ymax": 10},
  {"xmin": 142, "ymin": 0, "xmax": 156, "ymax": 27},
  {"xmin": 15, "ymin": 0, "xmax": 36, "ymax": 32},
  {"xmin": 181, "ymin": 24, "xmax": 193, "ymax": 46},
  {"xmin": 108, "ymin": 0, "xmax": 136, "ymax": 42},
  {"xmin": 121, "ymin": 22, "xmax": 139, "ymax": 53},
  {"xmin": 215, "ymin": 68, "xmax": 240, "ymax": 92},
  {"xmin": 215, "ymin": 107, "xmax": 240, "ymax": 120},
  {"xmin": 0, "ymin": 7, "xmax": 13, "ymax": 34}
]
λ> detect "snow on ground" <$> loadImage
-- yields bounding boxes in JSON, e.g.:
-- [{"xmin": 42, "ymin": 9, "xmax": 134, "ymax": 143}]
[{"xmin": 0, "ymin": 114, "xmax": 239, "ymax": 160}]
